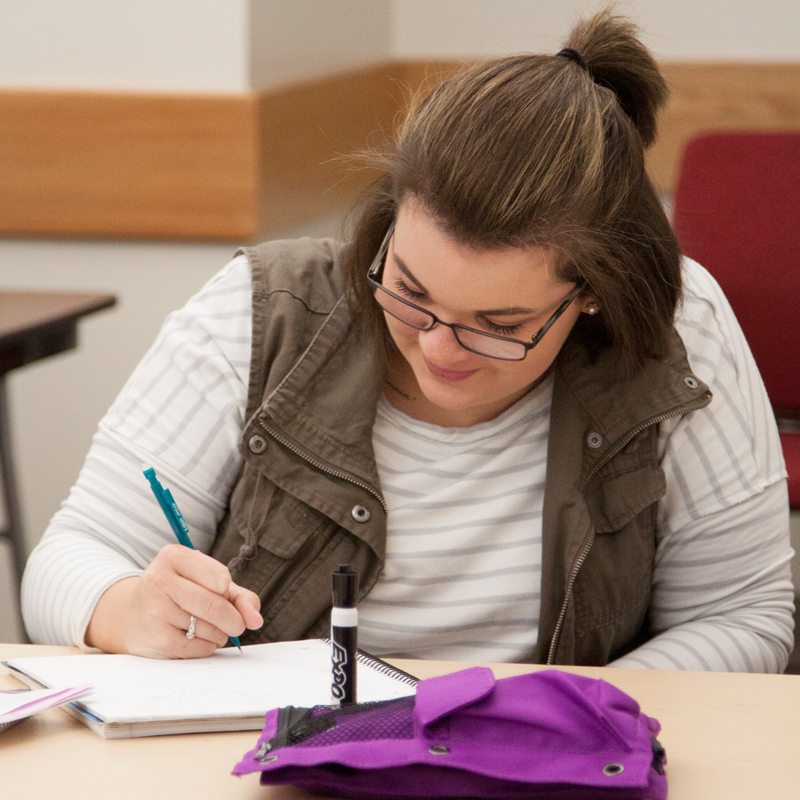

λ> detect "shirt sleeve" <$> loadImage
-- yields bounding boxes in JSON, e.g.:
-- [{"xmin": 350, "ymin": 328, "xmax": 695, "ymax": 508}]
[
  {"xmin": 21, "ymin": 255, "xmax": 253, "ymax": 648},
  {"xmin": 611, "ymin": 259, "xmax": 795, "ymax": 672}
]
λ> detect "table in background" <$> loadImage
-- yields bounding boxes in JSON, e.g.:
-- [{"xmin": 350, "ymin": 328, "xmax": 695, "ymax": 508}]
[
  {"xmin": 0, "ymin": 292, "xmax": 116, "ymax": 636},
  {"xmin": 2, "ymin": 643, "xmax": 800, "ymax": 800}
]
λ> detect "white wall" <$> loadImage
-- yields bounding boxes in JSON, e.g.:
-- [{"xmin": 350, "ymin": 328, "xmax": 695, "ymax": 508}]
[
  {"xmin": 0, "ymin": 0, "xmax": 250, "ymax": 92},
  {"xmin": 2, "ymin": 1, "xmax": 798, "ymax": 96},
  {"xmin": 249, "ymin": 0, "xmax": 392, "ymax": 89},
  {"xmin": 392, "ymin": 0, "xmax": 800, "ymax": 61},
  {"xmin": 0, "ymin": 0, "xmax": 394, "ymax": 94}
]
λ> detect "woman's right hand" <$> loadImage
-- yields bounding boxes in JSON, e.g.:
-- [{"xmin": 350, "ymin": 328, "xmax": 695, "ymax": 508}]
[{"xmin": 84, "ymin": 544, "xmax": 263, "ymax": 658}]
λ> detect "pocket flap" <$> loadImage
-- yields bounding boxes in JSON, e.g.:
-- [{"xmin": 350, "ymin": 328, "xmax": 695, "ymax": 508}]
[
  {"xmin": 255, "ymin": 489, "xmax": 328, "ymax": 559},
  {"xmin": 415, "ymin": 667, "xmax": 495, "ymax": 732},
  {"xmin": 585, "ymin": 464, "xmax": 666, "ymax": 533}
]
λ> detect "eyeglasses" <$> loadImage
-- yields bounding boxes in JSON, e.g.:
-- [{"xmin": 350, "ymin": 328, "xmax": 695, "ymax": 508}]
[{"xmin": 367, "ymin": 222, "xmax": 582, "ymax": 362}]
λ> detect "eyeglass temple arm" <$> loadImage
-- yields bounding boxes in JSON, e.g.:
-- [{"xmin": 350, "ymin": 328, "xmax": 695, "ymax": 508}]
[{"xmin": 529, "ymin": 284, "xmax": 584, "ymax": 346}]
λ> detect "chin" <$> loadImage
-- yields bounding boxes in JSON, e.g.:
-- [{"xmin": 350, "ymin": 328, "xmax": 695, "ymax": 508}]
[{"xmin": 418, "ymin": 373, "xmax": 494, "ymax": 411}]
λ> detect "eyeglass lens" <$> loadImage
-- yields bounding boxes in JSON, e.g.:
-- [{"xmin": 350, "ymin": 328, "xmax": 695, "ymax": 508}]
[{"xmin": 372, "ymin": 286, "xmax": 528, "ymax": 360}]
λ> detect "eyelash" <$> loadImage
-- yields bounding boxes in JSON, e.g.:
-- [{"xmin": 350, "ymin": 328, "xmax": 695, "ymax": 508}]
[
  {"xmin": 394, "ymin": 279, "xmax": 523, "ymax": 337},
  {"xmin": 483, "ymin": 320, "xmax": 523, "ymax": 336},
  {"xmin": 394, "ymin": 279, "xmax": 426, "ymax": 301}
]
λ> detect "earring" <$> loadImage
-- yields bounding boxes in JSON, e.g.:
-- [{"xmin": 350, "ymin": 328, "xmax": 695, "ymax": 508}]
[{"xmin": 585, "ymin": 304, "xmax": 600, "ymax": 316}]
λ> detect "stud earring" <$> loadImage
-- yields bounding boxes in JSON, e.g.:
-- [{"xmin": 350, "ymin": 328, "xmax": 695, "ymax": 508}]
[{"xmin": 586, "ymin": 304, "xmax": 600, "ymax": 316}]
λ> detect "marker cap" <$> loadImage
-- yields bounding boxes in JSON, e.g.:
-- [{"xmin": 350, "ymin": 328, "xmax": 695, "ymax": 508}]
[{"xmin": 332, "ymin": 564, "xmax": 358, "ymax": 608}]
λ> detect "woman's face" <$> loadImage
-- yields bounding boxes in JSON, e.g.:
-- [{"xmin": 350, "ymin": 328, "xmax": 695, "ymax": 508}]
[{"xmin": 381, "ymin": 201, "xmax": 593, "ymax": 427}]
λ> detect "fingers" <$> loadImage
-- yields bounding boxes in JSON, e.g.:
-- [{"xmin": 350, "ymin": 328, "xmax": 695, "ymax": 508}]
[
  {"xmin": 228, "ymin": 583, "xmax": 264, "ymax": 630},
  {"xmin": 152, "ymin": 545, "xmax": 265, "ymax": 638},
  {"xmin": 161, "ymin": 544, "xmax": 232, "ymax": 596},
  {"xmin": 155, "ymin": 545, "xmax": 247, "ymax": 638},
  {"xmin": 163, "ymin": 605, "xmax": 228, "ymax": 649},
  {"xmin": 88, "ymin": 545, "xmax": 264, "ymax": 659}
]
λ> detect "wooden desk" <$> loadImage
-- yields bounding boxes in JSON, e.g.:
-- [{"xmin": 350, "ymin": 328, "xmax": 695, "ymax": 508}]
[
  {"xmin": 2, "ymin": 644, "xmax": 800, "ymax": 800},
  {"xmin": 0, "ymin": 291, "xmax": 115, "ymax": 635}
]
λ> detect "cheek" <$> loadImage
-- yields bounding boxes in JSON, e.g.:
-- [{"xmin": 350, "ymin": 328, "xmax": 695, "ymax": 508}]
[
  {"xmin": 490, "ymin": 335, "xmax": 566, "ymax": 391},
  {"xmin": 384, "ymin": 313, "xmax": 417, "ymax": 350},
  {"xmin": 495, "ymin": 356, "xmax": 546, "ymax": 389}
]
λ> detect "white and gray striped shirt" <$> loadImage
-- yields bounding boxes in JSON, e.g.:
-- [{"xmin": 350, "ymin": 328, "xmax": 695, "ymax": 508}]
[{"xmin": 21, "ymin": 253, "xmax": 794, "ymax": 671}]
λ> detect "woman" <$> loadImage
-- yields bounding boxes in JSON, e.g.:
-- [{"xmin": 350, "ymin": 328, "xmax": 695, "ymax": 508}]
[{"xmin": 22, "ymin": 11, "xmax": 793, "ymax": 670}]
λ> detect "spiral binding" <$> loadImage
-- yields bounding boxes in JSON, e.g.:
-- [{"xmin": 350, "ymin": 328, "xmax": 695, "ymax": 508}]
[{"xmin": 321, "ymin": 637, "xmax": 419, "ymax": 687}]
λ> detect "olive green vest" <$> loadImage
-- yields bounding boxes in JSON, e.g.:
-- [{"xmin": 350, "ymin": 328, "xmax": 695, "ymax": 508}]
[{"xmin": 212, "ymin": 238, "xmax": 711, "ymax": 665}]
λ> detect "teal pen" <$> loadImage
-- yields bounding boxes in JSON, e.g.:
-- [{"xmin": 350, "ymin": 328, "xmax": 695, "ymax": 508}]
[{"xmin": 142, "ymin": 464, "xmax": 242, "ymax": 652}]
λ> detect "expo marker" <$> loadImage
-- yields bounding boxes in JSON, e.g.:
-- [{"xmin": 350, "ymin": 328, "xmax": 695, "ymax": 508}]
[{"xmin": 331, "ymin": 564, "xmax": 359, "ymax": 704}]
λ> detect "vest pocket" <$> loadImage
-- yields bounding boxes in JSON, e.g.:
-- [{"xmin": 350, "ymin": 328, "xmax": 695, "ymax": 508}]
[
  {"xmin": 225, "ymin": 466, "xmax": 332, "ymax": 573},
  {"xmin": 584, "ymin": 464, "xmax": 666, "ymax": 533},
  {"xmin": 255, "ymin": 487, "xmax": 332, "ymax": 559},
  {"xmin": 221, "ymin": 466, "xmax": 344, "ymax": 632}
]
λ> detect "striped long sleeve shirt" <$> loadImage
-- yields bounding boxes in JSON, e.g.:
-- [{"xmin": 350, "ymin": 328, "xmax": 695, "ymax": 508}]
[{"xmin": 21, "ymin": 253, "xmax": 794, "ymax": 671}]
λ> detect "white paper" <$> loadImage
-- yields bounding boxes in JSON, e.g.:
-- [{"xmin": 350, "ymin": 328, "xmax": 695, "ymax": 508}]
[{"xmin": 7, "ymin": 640, "xmax": 414, "ymax": 725}]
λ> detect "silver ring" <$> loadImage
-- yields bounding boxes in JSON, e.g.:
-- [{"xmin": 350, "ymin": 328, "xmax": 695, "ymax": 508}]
[{"xmin": 185, "ymin": 615, "xmax": 197, "ymax": 640}]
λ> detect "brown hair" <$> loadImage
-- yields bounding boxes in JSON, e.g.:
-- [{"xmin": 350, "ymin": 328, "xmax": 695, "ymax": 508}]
[{"xmin": 343, "ymin": 8, "xmax": 680, "ymax": 375}]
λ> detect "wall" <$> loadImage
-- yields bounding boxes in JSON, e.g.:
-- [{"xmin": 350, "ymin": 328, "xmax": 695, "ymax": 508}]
[
  {"xmin": 0, "ymin": 0, "xmax": 373, "ymax": 641},
  {"xmin": 0, "ymin": 0, "xmax": 250, "ymax": 92},
  {"xmin": 250, "ymin": 0, "xmax": 391, "ymax": 89},
  {"xmin": 392, "ymin": 0, "xmax": 800, "ymax": 60}
]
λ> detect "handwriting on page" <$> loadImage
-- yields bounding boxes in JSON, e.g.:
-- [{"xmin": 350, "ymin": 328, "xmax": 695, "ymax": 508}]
[{"xmin": 10, "ymin": 641, "xmax": 412, "ymax": 724}]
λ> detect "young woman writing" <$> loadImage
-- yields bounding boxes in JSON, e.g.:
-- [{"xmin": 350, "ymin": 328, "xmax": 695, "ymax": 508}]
[{"xmin": 23, "ymin": 10, "xmax": 793, "ymax": 671}]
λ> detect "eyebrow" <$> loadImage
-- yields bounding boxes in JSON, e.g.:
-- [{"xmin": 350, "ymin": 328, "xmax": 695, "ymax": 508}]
[{"xmin": 393, "ymin": 252, "xmax": 541, "ymax": 317}]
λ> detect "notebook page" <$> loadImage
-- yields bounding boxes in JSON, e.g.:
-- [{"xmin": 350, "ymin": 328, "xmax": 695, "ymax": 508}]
[{"xmin": 7, "ymin": 640, "xmax": 415, "ymax": 724}]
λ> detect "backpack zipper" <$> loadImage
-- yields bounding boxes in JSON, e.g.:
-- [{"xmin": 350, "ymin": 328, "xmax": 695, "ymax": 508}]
[{"xmin": 546, "ymin": 392, "xmax": 712, "ymax": 664}]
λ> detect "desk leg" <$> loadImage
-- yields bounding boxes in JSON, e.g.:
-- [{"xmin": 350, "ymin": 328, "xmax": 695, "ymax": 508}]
[{"xmin": 0, "ymin": 376, "xmax": 30, "ymax": 642}]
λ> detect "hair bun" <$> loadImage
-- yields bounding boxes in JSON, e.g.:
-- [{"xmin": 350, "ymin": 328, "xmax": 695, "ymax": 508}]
[{"xmin": 565, "ymin": 9, "xmax": 667, "ymax": 148}]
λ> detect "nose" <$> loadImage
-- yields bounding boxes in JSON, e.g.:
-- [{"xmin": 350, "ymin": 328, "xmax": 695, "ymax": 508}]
[{"xmin": 417, "ymin": 322, "xmax": 469, "ymax": 363}]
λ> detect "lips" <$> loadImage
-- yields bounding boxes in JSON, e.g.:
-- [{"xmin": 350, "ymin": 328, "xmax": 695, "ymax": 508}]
[{"xmin": 424, "ymin": 358, "xmax": 479, "ymax": 382}]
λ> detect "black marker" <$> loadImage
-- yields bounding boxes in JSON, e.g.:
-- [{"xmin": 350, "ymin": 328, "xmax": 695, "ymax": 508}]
[{"xmin": 331, "ymin": 564, "xmax": 359, "ymax": 705}]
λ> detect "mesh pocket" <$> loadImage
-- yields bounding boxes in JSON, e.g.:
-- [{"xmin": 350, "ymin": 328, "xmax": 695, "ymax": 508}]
[{"xmin": 292, "ymin": 696, "xmax": 416, "ymax": 747}]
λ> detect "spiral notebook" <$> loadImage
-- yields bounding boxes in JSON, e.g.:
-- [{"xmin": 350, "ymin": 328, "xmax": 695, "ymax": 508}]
[{"xmin": 4, "ymin": 639, "xmax": 417, "ymax": 739}]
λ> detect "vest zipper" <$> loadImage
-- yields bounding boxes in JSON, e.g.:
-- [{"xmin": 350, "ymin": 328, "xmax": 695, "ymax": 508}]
[
  {"xmin": 259, "ymin": 418, "xmax": 388, "ymax": 515},
  {"xmin": 545, "ymin": 392, "xmax": 712, "ymax": 665}
]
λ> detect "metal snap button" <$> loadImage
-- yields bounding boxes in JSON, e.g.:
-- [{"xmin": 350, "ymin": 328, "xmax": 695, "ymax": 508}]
[
  {"xmin": 248, "ymin": 434, "xmax": 267, "ymax": 454},
  {"xmin": 603, "ymin": 763, "xmax": 624, "ymax": 776},
  {"xmin": 586, "ymin": 432, "xmax": 603, "ymax": 449},
  {"xmin": 351, "ymin": 505, "xmax": 371, "ymax": 523},
  {"xmin": 428, "ymin": 745, "xmax": 450, "ymax": 755},
  {"xmin": 683, "ymin": 375, "xmax": 699, "ymax": 390}
]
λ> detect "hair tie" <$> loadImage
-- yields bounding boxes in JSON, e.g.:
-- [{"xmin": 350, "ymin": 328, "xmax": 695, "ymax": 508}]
[{"xmin": 556, "ymin": 48, "xmax": 591, "ymax": 76}]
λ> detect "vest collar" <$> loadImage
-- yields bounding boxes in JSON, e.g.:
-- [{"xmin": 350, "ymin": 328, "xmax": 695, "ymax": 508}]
[
  {"xmin": 555, "ymin": 328, "xmax": 712, "ymax": 452},
  {"xmin": 256, "ymin": 295, "xmax": 385, "ymax": 491}
]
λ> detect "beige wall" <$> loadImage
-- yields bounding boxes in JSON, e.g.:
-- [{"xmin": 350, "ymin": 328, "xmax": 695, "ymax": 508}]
[
  {"xmin": 249, "ymin": 0, "xmax": 392, "ymax": 89},
  {"xmin": 392, "ymin": 0, "xmax": 800, "ymax": 60},
  {"xmin": 0, "ymin": 0, "xmax": 251, "ymax": 91},
  {"xmin": 3, "ymin": 0, "xmax": 798, "ymax": 94}
]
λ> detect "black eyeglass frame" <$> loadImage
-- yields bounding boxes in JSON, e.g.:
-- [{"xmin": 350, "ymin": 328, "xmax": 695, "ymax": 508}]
[{"xmin": 366, "ymin": 222, "xmax": 584, "ymax": 362}]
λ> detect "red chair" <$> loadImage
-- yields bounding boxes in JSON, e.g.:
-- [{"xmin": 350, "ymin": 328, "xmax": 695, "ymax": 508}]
[{"xmin": 672, "ymin": 132, "xmax": 800, "ymax": 507}]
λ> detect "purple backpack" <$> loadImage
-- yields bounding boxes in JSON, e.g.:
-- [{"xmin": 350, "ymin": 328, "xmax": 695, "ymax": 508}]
[{"xmin": 234, "ymin": 667, "xmax": 667, "ymax": 799}]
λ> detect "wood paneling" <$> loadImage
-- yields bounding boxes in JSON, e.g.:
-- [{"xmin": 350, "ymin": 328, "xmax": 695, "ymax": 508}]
[
  {"xmin": 650, "ymin": 63, "xmax": 800, "ymax": 192},
  {"xmin": 0, "ymin": 61, "xmax": 797, "ymax": 241},
  {"xmin": 0, "ymin": 90, "xmax": 260, "ymax": 240},
  {"xmin": 257, "ymin": 63, "xmax": 403, "ymax": 235}
]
